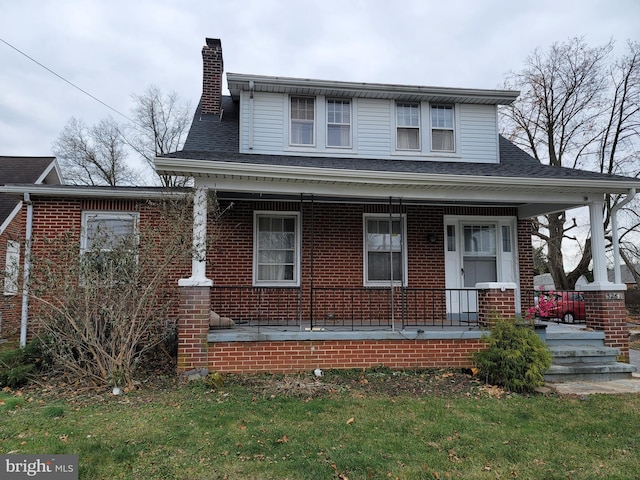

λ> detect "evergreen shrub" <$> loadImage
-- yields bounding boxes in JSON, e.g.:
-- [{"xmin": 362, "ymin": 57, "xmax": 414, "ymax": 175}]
[{"xmin": 473, "ymin": 317, "xmax": 552, "ymax": 393}]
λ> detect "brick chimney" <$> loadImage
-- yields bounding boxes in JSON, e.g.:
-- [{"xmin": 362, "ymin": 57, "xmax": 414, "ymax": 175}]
[{"xmin": 201, "ymin": 38, "xmax": 223, "ymax": 115}]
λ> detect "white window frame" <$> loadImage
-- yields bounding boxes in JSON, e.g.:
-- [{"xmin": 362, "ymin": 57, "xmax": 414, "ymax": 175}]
[
  {"xmin": 4, "ymin": 240, "xmax": 20, "ymax": 296},
  {"xmin": 253, "ymin": 211, "xmax": 301, "ymax": 287},
  {"xmin": 396, "ymin": 102, "xmax": 421, "ymax": 151},
  {"xmin": 363, "ymin": 214, "xmax": 407, "ymax": 286},
  {"xmin": 289, "ymin": 96, "xmax": 315, "ymax": 146},
  {"xmin": 80, "ymin": 211, "xmax": 139, "ymax": 257},
  {"xmin": 326, "ymin": 98, "xmax": 352, "ymax": 148},
  {"xmin": 430, "ymin": 104, "xmax": 455, "ymax": 152}
]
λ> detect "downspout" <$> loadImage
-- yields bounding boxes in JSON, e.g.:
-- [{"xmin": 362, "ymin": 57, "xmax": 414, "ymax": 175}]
[
  {"xmin": 248, "ymin": 80, "xmax": 254, "ymax": 150},
  {"xmin": 611, "ymin": 188, "xmax": 636, "ymax": 284},
  {"xmin": 20, "ymin": 193, "xmax": 33, "ymax": 348}
]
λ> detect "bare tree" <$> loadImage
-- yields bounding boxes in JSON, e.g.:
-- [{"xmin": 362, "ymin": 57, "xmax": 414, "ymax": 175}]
[
  {"xmin": 502, "ymin": 38, "xmax": 640, "ymax": 289},
  {"xmin": 53, "ymin": 117, "xmax": 142, "ymax": 186},
  {"xmin": 127, "ymin": 85, "xmax": 193, "ymax": 187}
]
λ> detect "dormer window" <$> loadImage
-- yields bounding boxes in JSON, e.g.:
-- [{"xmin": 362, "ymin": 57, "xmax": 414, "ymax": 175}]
[
  {"xmin": 396, "ymin": 103, "xmax": 420, "ymax": 150},
  {"xmin": 431, "ymin": 105, "xmax": 455, "ymax": 152},
  {"xmin": 327, "ymin": 99, "xmax": 351, "ymax": 147},
  {"xmin": 290, "ymin": 97, "xmax": 315, "ymax": 146}
]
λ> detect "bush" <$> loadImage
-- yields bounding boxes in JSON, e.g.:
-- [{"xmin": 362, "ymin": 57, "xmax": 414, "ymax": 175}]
[
  {"xmin": 473, "ymin": 317, "xmax": 552, "ymax": 393},
  {"xmin": 0, "ymin": 337, "xmax": 52, "ymax": 388}
]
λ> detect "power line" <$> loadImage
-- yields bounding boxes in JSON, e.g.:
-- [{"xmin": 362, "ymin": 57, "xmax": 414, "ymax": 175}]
[{"xmin": 0, "ymin": 36, "xmax": 137, "ymax": 125}]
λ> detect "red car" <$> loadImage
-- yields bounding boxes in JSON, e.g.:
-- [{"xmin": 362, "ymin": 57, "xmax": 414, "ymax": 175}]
[{"xmin": 539, "ymin": 291, "xmax": 585, "ymax": 323}]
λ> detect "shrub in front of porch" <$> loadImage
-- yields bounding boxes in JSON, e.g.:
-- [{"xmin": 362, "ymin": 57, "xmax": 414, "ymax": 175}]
[{"xmin": 473, "ymin": 317, "xmax": 551, "ymax": 393}]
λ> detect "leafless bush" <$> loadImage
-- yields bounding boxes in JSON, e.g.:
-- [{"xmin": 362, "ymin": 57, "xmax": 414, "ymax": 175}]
[{"xmin": 27, "ymin": 193, "xmax": 222, "ymax": 389}]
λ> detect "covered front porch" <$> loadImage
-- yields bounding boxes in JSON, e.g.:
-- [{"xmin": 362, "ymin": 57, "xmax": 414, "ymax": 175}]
[{"xmin": 157, "ymin": 152, "xmax": 635, "ymax": 374}]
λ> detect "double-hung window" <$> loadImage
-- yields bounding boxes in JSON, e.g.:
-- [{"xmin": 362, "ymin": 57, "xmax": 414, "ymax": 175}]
[
  {"xmin": 431, "ymin": 105, "xmax": 455, "ymax": 152},
  {"xmin": 254, "ymin": 213, "xmax": 299, "ymax": 285},
  {"xmin": 396, "ymin": 103, "xmax": 420, "ymax": 150},
  {"xmin": 364, "ymin": 215, "xmax": 406, "ymax": 285},
  {"xmin": 290, "ymin": 97, "xmax": 315, "ymax": 146},
  {"xmin": 327, "ymin": 99, "xmax": 351, "ymax": 147},
  {"xmin": 4, "ymin": 240, "xmax": 20, "ymax": 295},
  {"xmin": 81, "ymin": 212, "xmax": 139, "ymax": 277}
]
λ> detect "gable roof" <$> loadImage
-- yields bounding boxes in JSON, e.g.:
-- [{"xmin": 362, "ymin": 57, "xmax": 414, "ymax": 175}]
[{"xmin": 0, "ymin": 156, "xmax": 62, "ymax": 233}]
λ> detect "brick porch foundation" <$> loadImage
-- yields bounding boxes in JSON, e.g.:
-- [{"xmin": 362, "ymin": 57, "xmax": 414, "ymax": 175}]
[
  {"xmin": 584, "ymin": 288, "xmax": 629, "ymax": 363},
  {"xmin": 207, "ymin": 338, "xmax": 484, "ymax": 374},
  {"xmin": 177, "ymin": 286, "xmax": 211, "ymax": 372}
]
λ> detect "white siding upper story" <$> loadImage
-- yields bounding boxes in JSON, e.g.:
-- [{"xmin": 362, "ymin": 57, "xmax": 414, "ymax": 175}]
[{"xmin": 238, "ymin": 90, "xmax": 500, "ymax": 164}]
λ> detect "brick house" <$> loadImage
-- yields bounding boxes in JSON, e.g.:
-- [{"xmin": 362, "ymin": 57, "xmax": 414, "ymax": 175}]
[
  {"xmin": 0, "ymin": 156, "xmax": 61, "ymax": 344},
  {"xmin": 2, "ymin": 38, "xmax": 639, "ymax": 373}
]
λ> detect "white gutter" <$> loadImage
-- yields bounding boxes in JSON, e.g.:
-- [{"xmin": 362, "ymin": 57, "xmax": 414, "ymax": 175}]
[
  {"xmin": 0, "ymin": 185, "xmax": 187, "ymax": 199},
  {"xmin": 611, "ymin": 188, "xmax": 636, "ymax": 283},
  {"xmin": 20, "ymin": 193, "xmax": 33, "ymax": 348}
]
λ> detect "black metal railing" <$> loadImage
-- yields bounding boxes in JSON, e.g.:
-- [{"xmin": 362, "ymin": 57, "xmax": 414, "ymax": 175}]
[
  {"xmin": 210, "ymin": 286, "xmax": 302, "ymax": 327},
  {"xmin": 211, "ymin": 286, "xmax": 483, "ymax": 329}
]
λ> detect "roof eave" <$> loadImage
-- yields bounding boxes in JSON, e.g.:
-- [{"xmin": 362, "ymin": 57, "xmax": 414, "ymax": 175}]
[
  {"xmin": 226, "ymin": 72, "xmax": 519, "ymax": 105},
  {"xmin": 155, "ymin": 157, "xmax": 639, "ymax": 194},
  {"xmin": 0, "ymin": 185, "xmax": 189, "ymax": 199}
]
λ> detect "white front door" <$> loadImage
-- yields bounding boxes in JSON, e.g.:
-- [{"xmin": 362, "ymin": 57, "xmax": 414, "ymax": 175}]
[{"xmin": 444, "ymin": 217, "xmax": 518, "ymax": 320}]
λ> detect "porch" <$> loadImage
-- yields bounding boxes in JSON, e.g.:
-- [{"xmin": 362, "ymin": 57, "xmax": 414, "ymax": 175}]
[{"xmin": 174, "ymin": 188, "xmax": 631, "ymax": 375}]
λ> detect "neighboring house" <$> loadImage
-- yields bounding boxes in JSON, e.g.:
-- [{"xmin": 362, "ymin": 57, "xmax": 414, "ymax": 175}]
[
  {"xmin": 2, "ymin": 38, "xmax": 639, "ymax": 372},
  {"xmin": 0, "ymin": 156, "xmax": 61, "ymax": 343},
  {"xmin": 608, "ymin": 264, "xmax": 639, "ymax": 289},
  {"xmin": 533, "ymin": 273, "xmax": 588, "ymax": 291}
]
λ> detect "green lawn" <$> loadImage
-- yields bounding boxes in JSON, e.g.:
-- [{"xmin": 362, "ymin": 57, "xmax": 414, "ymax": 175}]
[{"xmin": 1, "ymin": 370, "xmax": 639, "ymax": 479}]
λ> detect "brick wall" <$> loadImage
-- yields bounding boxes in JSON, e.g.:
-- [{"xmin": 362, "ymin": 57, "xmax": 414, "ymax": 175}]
[
  {"xmin": 0, "ymin": 207, "xmax": 25, "ymax": 342},
  {"xmin": 20, "ymin": 197, "xmax": 190, "ymax": 340},
  {"xmin": 178, "ymin": 286, "xmax": 210, "ymax": 371},
  {"xmin": 213, "ymin": 202, "xmax": 518, "ymax": 288},
  {"xmin": 517, "ymin": 218, "xmax": 535, "ymax": 310},
  {"xmin": 584, "ymin": 290, "xmax": 629, "ymax": 362},
  {"xmin": 477, "ymin": 288, "xmax": 516, "ymax": 326},
  {"xmin": 207, "ymin": 338, "xmax": 484, "ymax": 374}
]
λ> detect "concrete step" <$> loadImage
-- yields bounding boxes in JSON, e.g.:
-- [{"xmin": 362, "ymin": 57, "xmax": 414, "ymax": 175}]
[
  {"xmin": 549, "ymin": 345, "xmax": 621, "ymax": 365},
  {"xmin": 544, "ymin": 362, "xmax": 637, "ymax": 383},
  {"xmin": 545, "ymin": 330, "xmax": 605, "ymax": 347}
]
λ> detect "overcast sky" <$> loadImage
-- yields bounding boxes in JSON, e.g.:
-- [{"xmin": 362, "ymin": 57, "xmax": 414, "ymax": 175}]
[{"xmin": 1, "ymin": 0, "xmax": 638, "ymax": 177}]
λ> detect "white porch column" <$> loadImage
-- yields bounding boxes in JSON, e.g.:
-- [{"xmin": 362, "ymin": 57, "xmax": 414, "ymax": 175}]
[
  {"xmin": 588, "ymin": 200, "xmax": 609, "ymax": 286},
  {"xmin": 179, "ymin": 186, "xmax": 213, "ymax": 287}
]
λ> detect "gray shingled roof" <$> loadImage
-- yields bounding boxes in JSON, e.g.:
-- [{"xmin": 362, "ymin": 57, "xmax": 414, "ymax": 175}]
[
  {"xmin": 0, "ymin": 156, "xmax": 57, "ymax": 226},
  {"xmin": 166, "ymin": 96, "xmax": 635, "ymax": 184}
]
